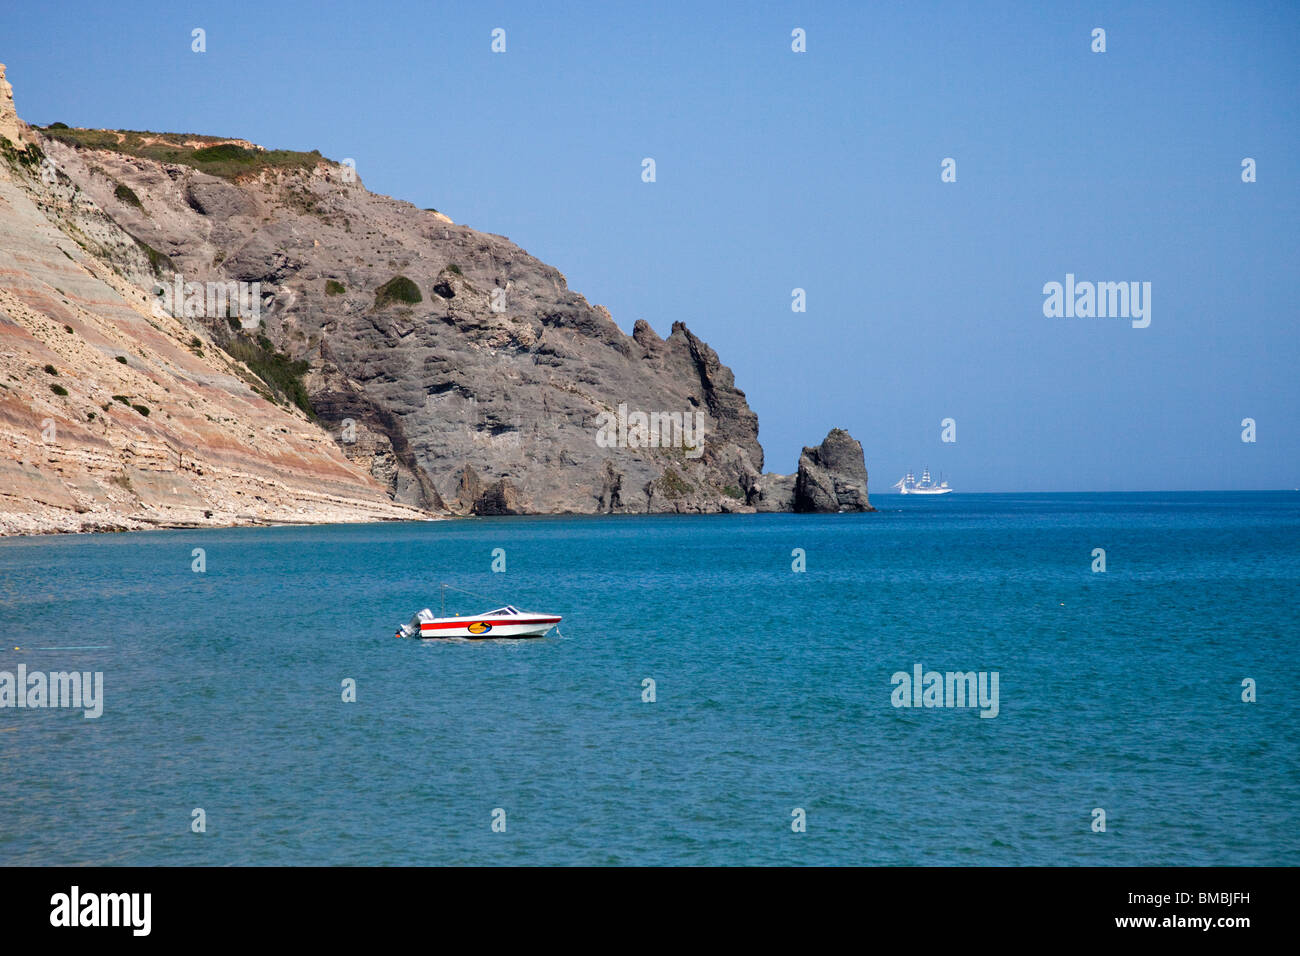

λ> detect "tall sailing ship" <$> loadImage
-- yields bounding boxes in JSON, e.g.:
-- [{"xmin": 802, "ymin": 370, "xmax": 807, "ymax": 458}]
[{"xmin": 893, "ymin": 469, "xmax": 953, "ymax": 495}]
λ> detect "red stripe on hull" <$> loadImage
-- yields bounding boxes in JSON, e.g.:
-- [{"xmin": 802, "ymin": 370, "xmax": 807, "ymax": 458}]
[{"xmin": 419, "ymin": 617, "xmax": 561, "ymax": 631}]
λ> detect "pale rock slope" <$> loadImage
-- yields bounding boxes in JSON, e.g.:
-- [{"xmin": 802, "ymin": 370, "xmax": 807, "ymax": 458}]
[{"xmin": 0, "ymin": 63, "xmax": 428, "ymax": 534}]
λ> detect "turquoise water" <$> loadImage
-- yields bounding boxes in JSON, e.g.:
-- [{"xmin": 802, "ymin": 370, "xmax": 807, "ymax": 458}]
[{"xmin": 1, "ymin": 492, "xmax": 1297, "ymax": 865}]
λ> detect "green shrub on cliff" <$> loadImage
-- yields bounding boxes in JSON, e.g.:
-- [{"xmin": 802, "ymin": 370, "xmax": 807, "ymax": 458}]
[
  {"xmin": 114, "ymin": 182, "xmax": 143, "ymax": 209},
  {"xmin": 655, "ymin": 468, "xmax": 692, "ymax": 499},
  {"xmin": 133, "ymin": 238, "xmax": 173, "ymax": 276},
  {"xmin": 0, "ymin": 137, "xmax": 43, "ymax": 171},
  {"xmin": 374, "ymin": 275, "xmax": 422, "ymax": 308},
  {"xmin": 221, "ymin": 333, "xmax": 315, "ymax": 419}
]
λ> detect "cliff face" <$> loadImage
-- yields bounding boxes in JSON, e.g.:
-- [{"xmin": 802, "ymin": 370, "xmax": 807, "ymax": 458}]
[
  {"xmin": 27, "ymin": 132, "xmax": 768, "ymax": 515},
  {"xmin": 1, "ymin": 63, "xmax": 874, "ymax": 526},
  {"xmin": 0, "ymin": 65, "xmax": 427, "ymax": 534}
]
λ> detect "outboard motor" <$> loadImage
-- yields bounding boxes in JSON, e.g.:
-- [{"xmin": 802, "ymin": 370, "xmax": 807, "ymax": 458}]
[{"xmin": 395, "ymin": 608, "xmax": 435, "ymax": 639}]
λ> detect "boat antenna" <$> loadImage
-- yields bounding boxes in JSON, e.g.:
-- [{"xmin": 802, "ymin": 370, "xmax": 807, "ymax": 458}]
[{"xmin": 437, "ymin": 582, "xmax": 499, "ymax": 617}]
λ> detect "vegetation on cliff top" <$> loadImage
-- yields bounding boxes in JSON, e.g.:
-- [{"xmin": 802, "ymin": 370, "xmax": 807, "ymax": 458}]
[{"xmin": 37, "ymin": 127, "xmax": 325, "ymax": 181}]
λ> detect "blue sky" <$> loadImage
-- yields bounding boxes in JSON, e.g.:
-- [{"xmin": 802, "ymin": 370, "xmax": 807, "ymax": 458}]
[{"xmin": 3, "ymin": 0, "xmax": 1296, "ymax": 491}]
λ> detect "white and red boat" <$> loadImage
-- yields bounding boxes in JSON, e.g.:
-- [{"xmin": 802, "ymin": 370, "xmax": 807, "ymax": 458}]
[{"xmin": 396, "ymin": 604, "xmax": 562, "ymax": 640}]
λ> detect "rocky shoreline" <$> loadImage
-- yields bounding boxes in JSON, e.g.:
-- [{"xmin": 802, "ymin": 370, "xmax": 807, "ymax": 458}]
[{"xmin": 0, "ymin": 62, "xmax": 875, "ymax": 536}]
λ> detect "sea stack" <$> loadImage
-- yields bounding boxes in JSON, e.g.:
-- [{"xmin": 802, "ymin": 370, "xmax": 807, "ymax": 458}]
[{"xmin": 793, "ymin": 428, "xmax": 875, "ymax": 513}]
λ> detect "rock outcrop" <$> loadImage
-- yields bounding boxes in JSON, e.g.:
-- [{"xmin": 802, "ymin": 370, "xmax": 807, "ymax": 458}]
[
  {"xmin": 793, "ymin": 429, "xmax": 875, "ymax": 512},
  {"xmin": 0, "ymin": 66, "xmax": 877, "ymax": 529},
  {"xmin": 0, "ymin": 64, "xmax": 27, "ymax": 146},
  {"xmin": 751, "ymin": 472, "xmax": 797, "ymax": 512}
]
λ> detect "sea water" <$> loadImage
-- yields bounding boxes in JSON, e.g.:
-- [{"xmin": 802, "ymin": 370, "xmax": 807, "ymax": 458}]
[{"xmin": 0, "ymin": 492, "xmax": 1296, "ymax": 865}]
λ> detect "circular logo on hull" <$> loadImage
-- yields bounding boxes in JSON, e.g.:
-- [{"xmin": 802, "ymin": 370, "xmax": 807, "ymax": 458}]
[{"xmin": 467, "ymin": 621, "xmax": 492, "ymax": 635}]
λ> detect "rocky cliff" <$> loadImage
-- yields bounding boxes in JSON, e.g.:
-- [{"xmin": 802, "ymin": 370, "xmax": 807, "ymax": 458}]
[
  {"xmin": 0, "ymin": 63, "xmax": 874, "ymax": 529},
  {"xmin": 0, "ymin": 64, "xmax": 427, "ymax": 534}
]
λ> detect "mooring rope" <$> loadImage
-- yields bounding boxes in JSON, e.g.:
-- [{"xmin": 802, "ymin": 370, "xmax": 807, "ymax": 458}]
[
  {"xmin": 439, "ymin": 582, "xmax": 497, "ymax": 602},
  {"xmin": 437, "ymin": 582, "xmax": 504, "ymax": 616}
]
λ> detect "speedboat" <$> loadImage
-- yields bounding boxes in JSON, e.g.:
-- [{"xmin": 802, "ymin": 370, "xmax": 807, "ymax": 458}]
[{"xmin": 396, "ymin": 605, "xmax": 562, "ymax": 640}]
